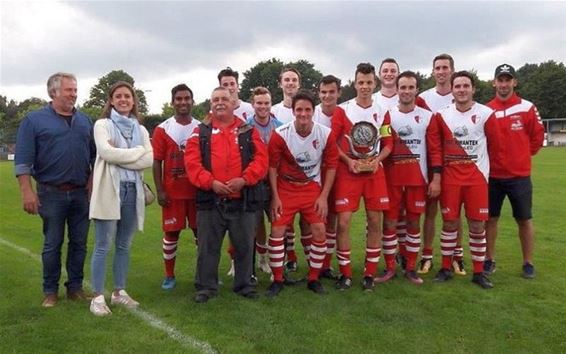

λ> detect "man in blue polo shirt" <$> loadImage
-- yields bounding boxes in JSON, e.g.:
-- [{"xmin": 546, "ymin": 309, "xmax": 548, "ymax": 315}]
[{"xmin": 15, "ymin": 72, "xmax": 96, "ymax": 307}]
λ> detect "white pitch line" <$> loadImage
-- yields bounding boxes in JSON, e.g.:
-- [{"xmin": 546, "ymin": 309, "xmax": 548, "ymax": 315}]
[{"xmin": 0, "ymin": 236, "xmax": 216, "ymax": 354}]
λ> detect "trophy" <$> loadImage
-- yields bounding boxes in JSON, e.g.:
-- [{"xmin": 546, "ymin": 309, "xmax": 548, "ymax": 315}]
[{"xmin": 345, "ymin": 121, "xmax": 380, "ymax": 172}]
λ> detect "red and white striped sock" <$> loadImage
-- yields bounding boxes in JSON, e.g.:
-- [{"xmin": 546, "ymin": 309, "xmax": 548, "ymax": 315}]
[
  {"xmin": 382, "ymin": 231, "xmax": 397, "ymax": 271},
  {"xmin": 405, "ymin": 230, "xmax": 421, "ymax": 271},
  {"xmin": 440, "ymin": 229, "xmax": 457, "ymax": 269},
  {"xmin": 469, "ymin": 231, "xmax": 486, "ymax": 273},
  {"xmin": 308, "ymin": 240, "xmax": 327, "ymax": 281},
  {"xmin": 162, "ymin": 233, "xmax": 179, "ymax": 277},
  {"xmin": 300, "ymin": 233, "xmax": 312, "ymax": 258},
  {"xmin": 397, "ymin": 219, "xmax": 407, "ymax": 257},
  {"xmin": 336, "ymin": 249, "xmax": 352, "ymax": 278},
  {"xmin": 255, "ymin": 240, "xmax": 268, "ymax": 255},
  {"xmin": 268, "ymin": 236, "xmax": 285, "ymax": 282},
  {"xmin": 285, "ymin": 229, "xmax": 297, "ymax": 262},
  {"xmin": 363, "ymin": 247, "xmax": 381, "ymax": 277},
  {"xmin": 322, "ymin": 232, "xmax": 336, "ymax": 269}
]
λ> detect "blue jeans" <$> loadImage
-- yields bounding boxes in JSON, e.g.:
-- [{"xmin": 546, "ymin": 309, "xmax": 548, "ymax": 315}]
[
  {"xmin": 37, "ymin": 184, "xmax": 90, "ymax": 294},
  {"xmin": 91, "ymin": 182, "xmax": 138, "ymax": 294}
]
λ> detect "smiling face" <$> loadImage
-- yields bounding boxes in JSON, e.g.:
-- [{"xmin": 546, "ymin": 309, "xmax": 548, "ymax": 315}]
[
  {"xmin": 51, "ymin": 77, "xmax": 77, "ymax": 114},
  {"xmin": 172, "ymin": 90, "xmax": 193, "ymax": 117},
  {"xmin": 379, "ymin": 62, "xmax": 399, "ymax": 89},
  {"xmin": 318, "ymin": 82, "xmax": 340, "ymax": 111},
  {"xmin": 111, "ymin": 86, "xmax": 135, "ymax": 116},
  {"xmin": 293, "ymin": 99, "xmax": 314, "ymax": 136},
  {"xmin": 280, "ymin": 70, "xmax": 300, "ymax": 98},
  {"xmin": 354, "ymin": 72, "xmax": 377, "ymax": 101},
  {"xmin": 397, "ymin": 76, "xmax": 418, "ymax": 107},
  {"xmin": 452, "ymin": 76, "xmax": 475, "ymax": 107},
  {"xmin": 220, "ymin": 76, "xmax": 239, "ymax": 100},
  {"xmin": 493, "ymin": 75, "xmax": 517, "ymax": 100},
  {"xmin": 433, "ymin": 58, "xmax": 453, "ymax": 86},
  {"xmin": 252, "ymin": 93, "xmax": 272, "ymax": 120}
]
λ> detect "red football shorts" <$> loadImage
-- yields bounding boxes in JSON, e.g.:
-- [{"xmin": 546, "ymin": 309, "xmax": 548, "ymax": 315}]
[
  {"xmin": 334, "ymin": 173, "xmax": 389, "ymax": 213},
  {"xmin": 440, "ymin": 183, "xmax": 489, "ymax": 221},
  {"xmin": 383, "ymin": 185, "xmax": 426, "ymax": 221},
  {"xmin": 162, "ymin": 199, "xmax": 197, "ymax": 232},
  {"xmin": 272, "ymin": 179, "xmax": 325, "ymax": 227}
]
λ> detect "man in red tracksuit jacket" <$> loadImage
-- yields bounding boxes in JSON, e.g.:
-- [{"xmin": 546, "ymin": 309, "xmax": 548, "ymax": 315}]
[{"xmin": 484, "ymin": 64, "xmax": 545, "ymax": 279}]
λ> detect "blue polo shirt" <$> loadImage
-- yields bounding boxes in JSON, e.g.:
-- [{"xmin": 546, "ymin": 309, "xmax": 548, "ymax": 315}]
[{"xmin": 15, "ymin": 104, "xmax": 95, "ymax": 185}]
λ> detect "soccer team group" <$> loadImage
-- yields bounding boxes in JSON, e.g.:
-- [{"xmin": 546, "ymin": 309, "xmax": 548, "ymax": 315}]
[{"xmin": 154, "ymin": 54, "xmax": 545, "ymax": 301}]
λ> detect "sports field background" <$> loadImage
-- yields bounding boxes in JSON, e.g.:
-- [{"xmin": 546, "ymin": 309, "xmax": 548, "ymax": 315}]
[{"xmin": 1, "ymin": 148, "xmax": 565, "ymax": 353}]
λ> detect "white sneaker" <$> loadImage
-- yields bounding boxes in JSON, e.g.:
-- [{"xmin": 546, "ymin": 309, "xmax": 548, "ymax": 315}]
[
  {"xmin": 258, "ymin": 254, "xmax": 272, "ymax": 274},
  {"xmin": 227, "ymin": 260, "xmax": 235, "ymax": 277},
  {"xmin": 110, "ymin": 290, "xmax": 139, "ymax": 309},
  {"xmin": 90, "ymin": 295, "xmax": 112, "ymax": 316}
]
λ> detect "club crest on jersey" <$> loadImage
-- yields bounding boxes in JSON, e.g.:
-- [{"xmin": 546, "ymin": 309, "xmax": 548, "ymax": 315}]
[
  {"xmin": 397, "ymin": 125, "xmax": 413, "ymax": 137},
  {"xmin": 295, "ymin": 151, "xmax": 312, "ymax": 163},
  {"xmin": 312, "ymin": 139, "xmax": 320, "ymax": 149},
  {"xmin": 454, "ymin": 126, "xmax": 469, "ymax": 138},
  {"xmin": 471, "ymin": 115, "xmax": 477, "ymax": 124},
  {"xmin": 414, "ymin": 115, "xmax": 420, "ymax": 123}
]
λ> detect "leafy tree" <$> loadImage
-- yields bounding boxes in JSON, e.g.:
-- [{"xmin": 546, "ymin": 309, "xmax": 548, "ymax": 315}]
[
  {"xmin": 516, "ymin": 61, "xmax": 566, "ymax": 118},
  {"xmin": 161, "ymin": 102, "xmax": 174, "ymax": 118},
  {"xmin": 143, "ymin": 114, "xmax": 165, "ymax": 136},
  {"xmin": 83, "ymin": 70, "xmax": 148, "ymax": 115},
  {"xmin": 239, "ymin": 58, "xmax": 323, "ymax": 103},
  {"xmin": 192, "ymin": 99, "xmax": 210, "ymax": 121}
]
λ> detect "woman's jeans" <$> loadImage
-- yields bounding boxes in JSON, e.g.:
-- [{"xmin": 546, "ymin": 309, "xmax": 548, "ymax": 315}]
[{"xmin": 91, "ymin": 182, "xmax": 138, "ymax": 294}]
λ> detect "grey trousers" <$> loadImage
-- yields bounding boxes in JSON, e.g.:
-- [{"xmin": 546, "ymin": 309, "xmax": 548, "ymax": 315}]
[{"xmin": 195, "ymin": 205, "xmax": 256, "ymax": 295}]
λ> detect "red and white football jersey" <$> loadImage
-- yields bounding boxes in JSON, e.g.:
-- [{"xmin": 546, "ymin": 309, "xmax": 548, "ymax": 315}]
[
  {"xmin": 234, "ymin": 101, "xmax": 254, "ymax": 122},
  {"xmin": 271, "ymin": 102, "xmax": 295, "ymax": 124},
  {"xmin": 419, "ymin": 88, "xmax": 454, "ymax": 113},
  {"xmin": 432, "ymin": 103, "xmax": 500, "ymax": 185},
  {"xmin": 372, "ymin": 91, "xmax": 399, "ymax": 111},
  {"xmin": 385, "ymin": 106, "xmax": 435, "ymax": 185},
  {"xmin": 337, "ymin": 99, "xmax": 388, "ymax": 155},
  {"xmin": 152, "ymin": 116, "xmax": 200, "ymax": 199},
  {"xmin": 269, "ymin": 121, "xmax": 338, "ymax": 185},
  {"xmin": 313, "ymin": 104, "xmax": 332, "ymax": 128}
]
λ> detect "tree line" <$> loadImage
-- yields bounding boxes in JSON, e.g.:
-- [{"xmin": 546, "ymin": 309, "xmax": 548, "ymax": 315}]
[{"xmin": 1, "ymin": 60, "xmax": 564, "ymax": 145}]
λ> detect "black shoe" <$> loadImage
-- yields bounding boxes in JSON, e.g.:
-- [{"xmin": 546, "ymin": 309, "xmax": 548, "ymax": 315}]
[
  {"xmin": 433, "ymin": 268, "xmax": 454, "ymax": 282},
  {"xmin": 335, "ymin": 275, "xmax": 352, "ymax": 290},
  {"xmin": 522, "ymin": 262, "xmax": 535, "ymax": 279},
  {"xmin": 285, "ymin": 260, "xmax": 298, "ymax": 273},
  {"xmin": 319, "ymin": 268, "xmax": 339, "ymax": 280},
  {"xmin": 266, "ymin": 281, "xmax": 284, "ymax": 298},
  {"xmin": 250, "ymin": 274, "xmax": 258, "ymax": 286},
  {"xmin": 361, "ymin": 276, "xmax": 375, "ymax": 292},
  {"xmin": 472, "ymin": 272, "xmax": 493, "ymax": 289},
  {"xmin": 483, "ymin": 259, "xmax": 496, "ymax": 275},
  {"xmin": 194, "ymin": 293, "xmax": 210, "ymax": 303},
  {"xmin": 240, "ymin": 290, "xmax": 260, "ymax": 300},
  {"xmin": 307, "ymin": 280, "xmax": 326, "ymax": 295}
]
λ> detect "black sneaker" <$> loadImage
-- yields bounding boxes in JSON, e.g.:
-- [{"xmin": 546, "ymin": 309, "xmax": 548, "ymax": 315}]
[
  {"xmin": 335, "ymin": 275, "xmax": 352, "ymax": 290},
  {"xmin": 285, "ymin": 260, "xmax": 298, "ymax": 273},
  {"xmin": 250, "ymin": 274, "xmax": 258, "ymax": 286},
  {"xmin": 320, "ymin": 268, "xmax": 339, "ymax": 280},
  {"xmin": 522, "ymin": 263, "xmax": 535, "ymax": 279},
  {"xmin": 265, "ymin": 281, "xmax": 284, "ymax": 298},
  {"xmin": 361, "ymin": 276, "xmax": 375, "ymax": 292},
  {"xmin": 307, "ymin": 280, "xmax": 326, "ymax": 295},
  {"xmin": 483, "ymin": 259, "xmax": 496, "ymax": 275},
  {"xmin": 404, "ymin": 270, "xmax": 424, "ymax": 285},
  {"xmin": 433, "ymin": 268, "xmax": 454, "ymax": 282},
  {"xmin": 472, "ymin": 272, "xmax": 493, "ymax": 289}
]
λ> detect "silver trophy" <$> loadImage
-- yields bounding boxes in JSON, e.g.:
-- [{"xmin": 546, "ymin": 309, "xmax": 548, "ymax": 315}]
[{"xmin": 345, "ymin": 121, "xmax": 380, "ymax": 172}]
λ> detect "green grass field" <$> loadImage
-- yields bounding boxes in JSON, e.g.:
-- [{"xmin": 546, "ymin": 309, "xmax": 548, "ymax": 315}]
[{"xmin": 1, "ymin": 148, "xmax": 565, "ymax": 353}]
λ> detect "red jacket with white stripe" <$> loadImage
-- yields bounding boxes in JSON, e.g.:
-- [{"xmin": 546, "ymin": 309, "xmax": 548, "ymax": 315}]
[{"xmin": 486, "ymin": 93, "xmax": 545, "ymax": 178}]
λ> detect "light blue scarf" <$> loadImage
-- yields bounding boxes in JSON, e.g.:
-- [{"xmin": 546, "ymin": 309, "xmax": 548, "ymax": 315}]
[{"xmin": 109, "ymin": 108, "xmax": 142, "ymax": 148}]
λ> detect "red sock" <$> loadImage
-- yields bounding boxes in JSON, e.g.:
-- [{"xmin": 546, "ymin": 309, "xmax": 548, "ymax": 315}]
[
  {"xmin": 300, "ymin": 233, "xmax": 312, "ymax": 258},
  {"xmin": 440, "ymin": 229, "xmax": 457, "ymax": 269},
  {"xmin": 382, "ymin": 230, "xmax": 397, "ymax": 271},
  {"xmin": 162, "ymin": 232, "xmax": 179, "ymax": 277},
  {"xmin": 285, "ymin": 229, "xmax": 297, "ymax": 262},
  {"xmin": 255, "ymin": 240, "xmax": 268, "ymax": 255},
  {"xmin": 396, "ymin": 219, "xmax": 407, "ymax": 257},
  {"xmin": 336, "ymin": 249, "xmax": 352, "ymax": 278},
  {"xmin": 269, "ymin": 236, "xmax": 285, "ymax": 282},
  {"xmin": 322, "ymin": 232, "xmax": 336, "ymax": 270},
  {"xmin": 469, "ymin": 231, "xmax": 486, "ymax": 273},
  {"xmin": 363, "ymin": 247, "xmax": 381, "ymax": 277},
  {"xmin": 308, "ymin": 240, "xmax": 326, "ymax": 281},
  {"xmin": 405, "ymin": 230, "xmax": 421, "ymax": 271}
]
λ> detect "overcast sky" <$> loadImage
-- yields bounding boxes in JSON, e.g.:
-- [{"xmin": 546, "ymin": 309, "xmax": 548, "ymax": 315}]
[{"xmin": 1, "ymin": 1, "xmax": 565, "ymax": 114}]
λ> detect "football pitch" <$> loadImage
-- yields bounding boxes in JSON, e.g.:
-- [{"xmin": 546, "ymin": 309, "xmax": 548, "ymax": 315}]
[{"xmin": 1, "ymin": 148, "xmax": 565, "ymax": 353}]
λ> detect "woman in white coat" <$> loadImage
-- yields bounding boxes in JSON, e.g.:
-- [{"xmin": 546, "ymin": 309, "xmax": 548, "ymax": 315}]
[{"xmin": 89, "ymin": 81, "xmax": 153, "ymax": 316}]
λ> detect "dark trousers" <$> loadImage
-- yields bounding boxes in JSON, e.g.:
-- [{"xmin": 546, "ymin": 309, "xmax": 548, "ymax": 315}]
[
  {"xmin": 37, "ymin": 184, "xmax": 90, "ymax": 294},
  {"xmin": 195, "ymin": 202, "xmax": 256, "ymax": 295}
]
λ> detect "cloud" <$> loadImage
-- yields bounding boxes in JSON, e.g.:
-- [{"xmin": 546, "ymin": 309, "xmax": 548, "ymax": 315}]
[{"xmin": 1, "ymin": 1, "xmax": 565, "ymax": 113}]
